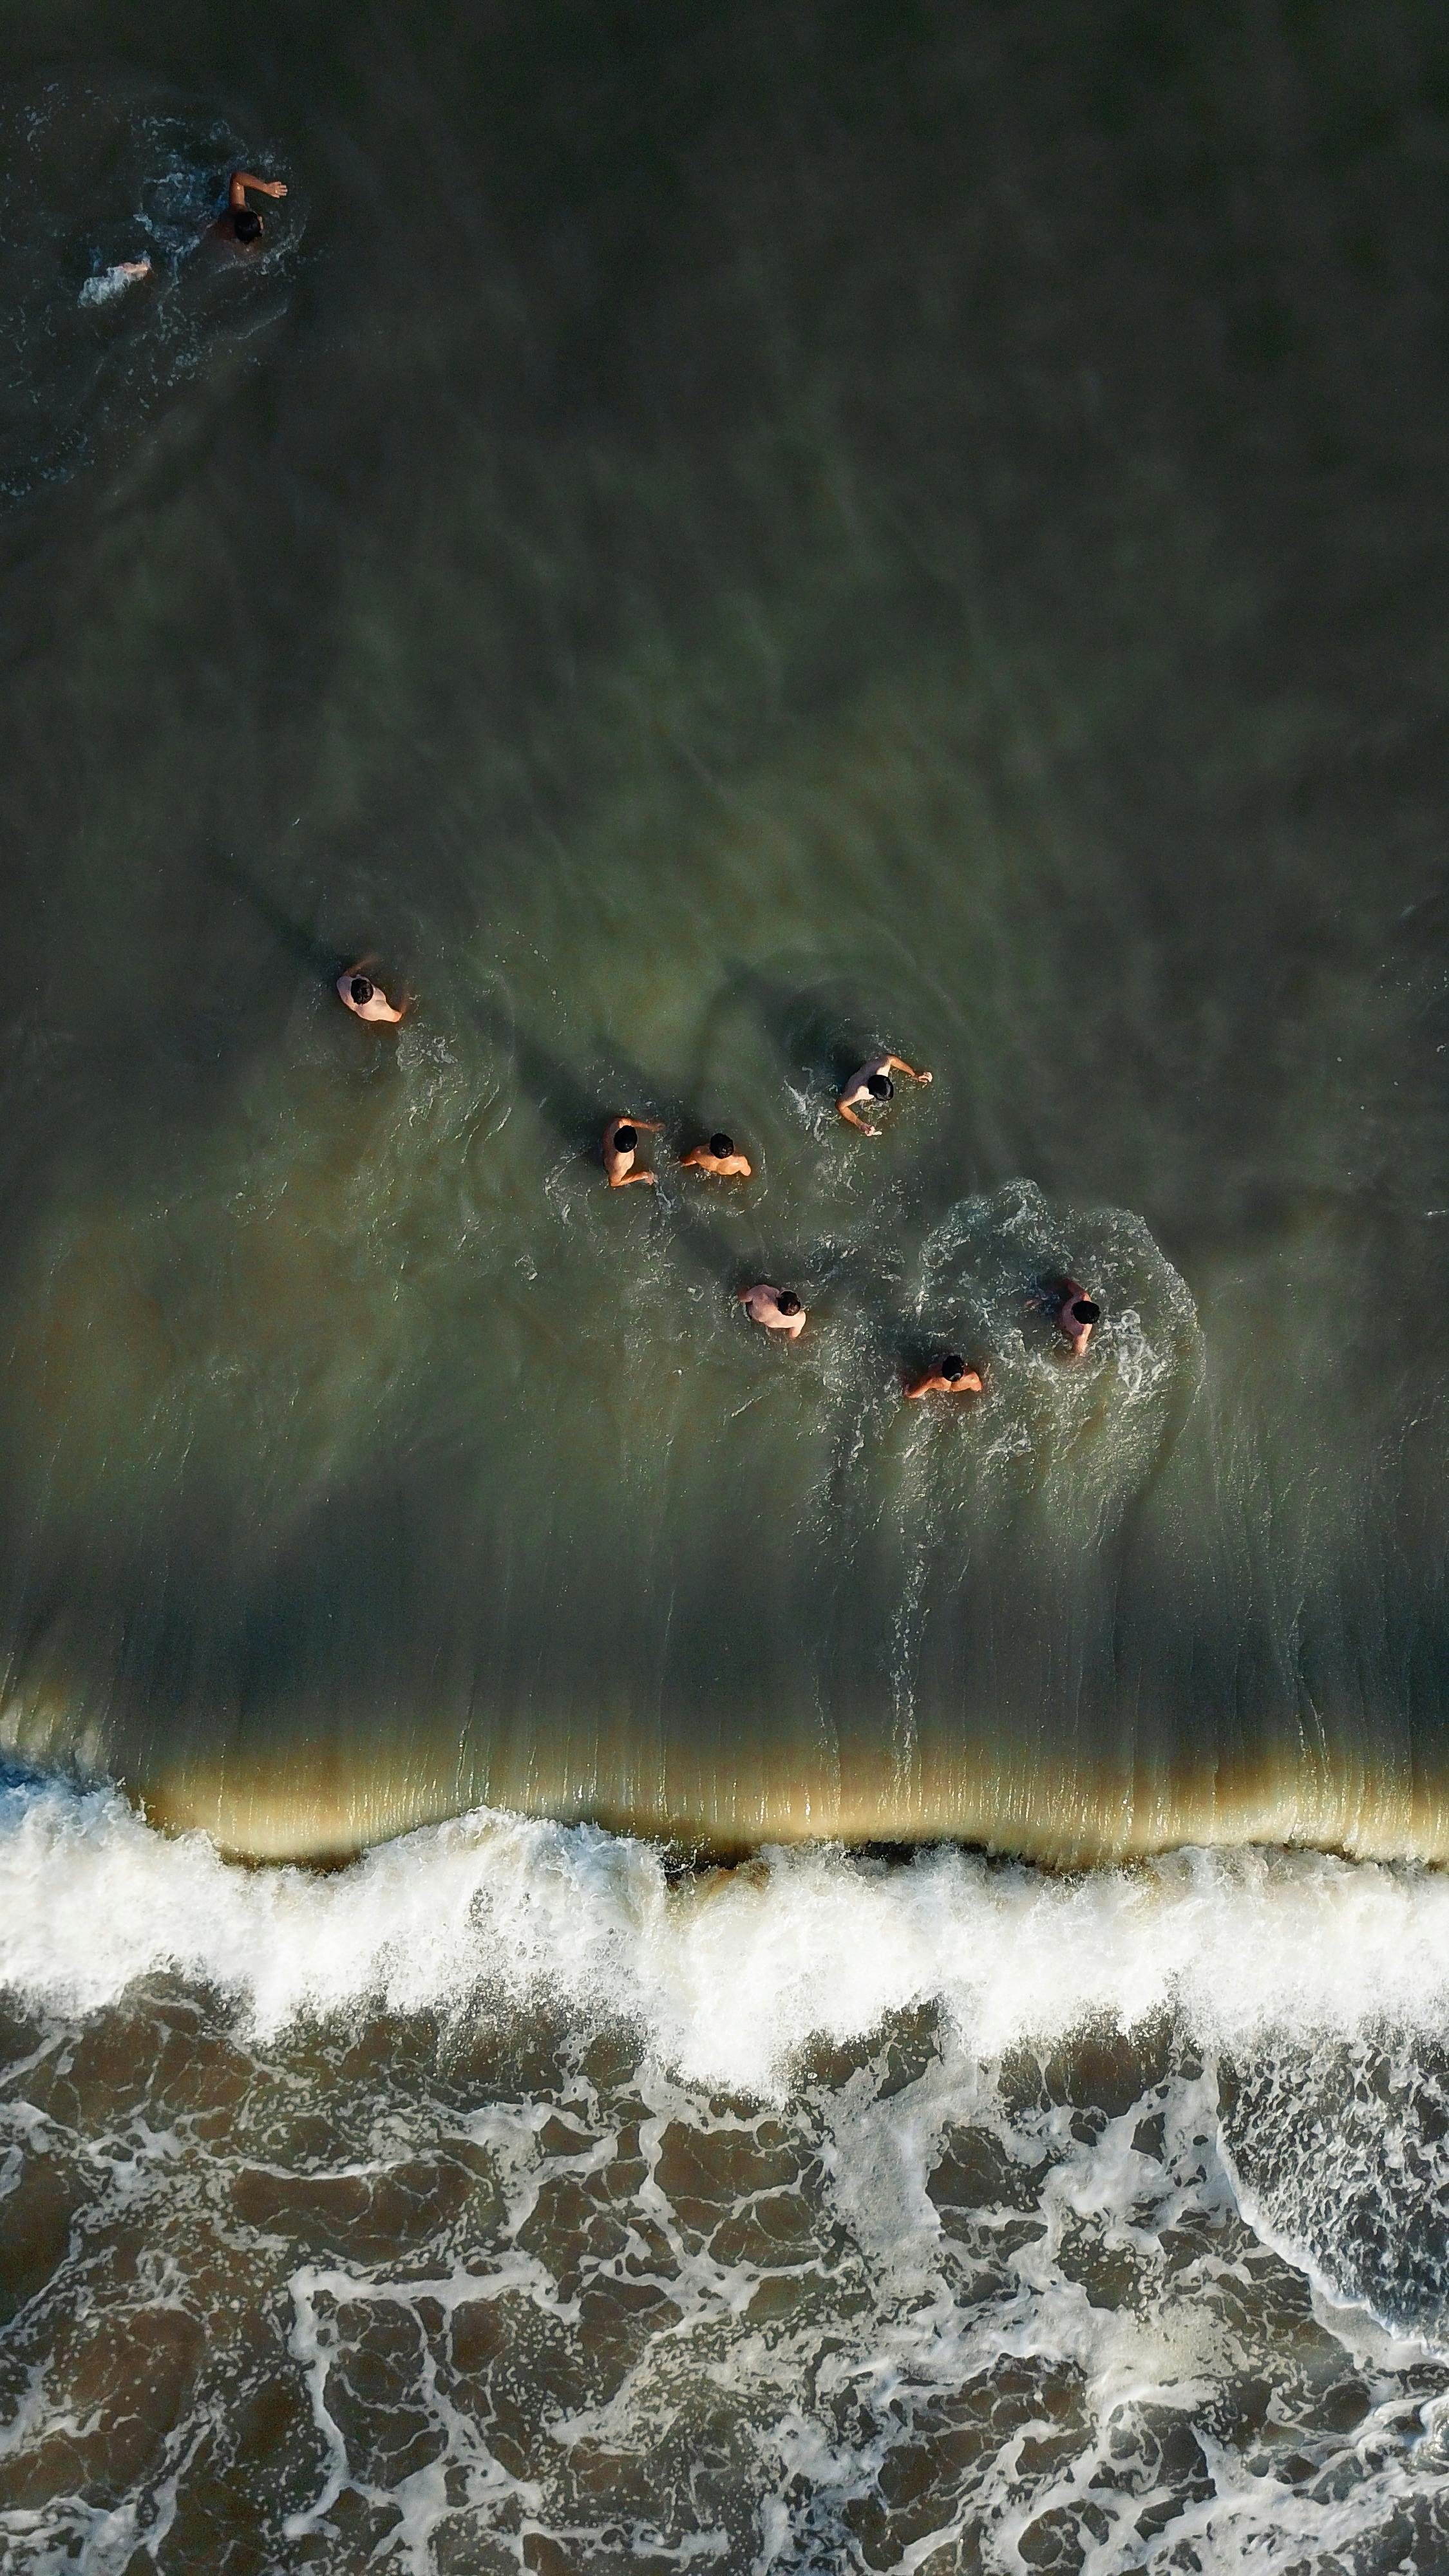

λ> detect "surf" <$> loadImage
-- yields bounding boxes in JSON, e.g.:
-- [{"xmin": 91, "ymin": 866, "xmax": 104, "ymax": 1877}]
[{"xmin": 8, "ymin": 1772, "xmax": 1449, "ymax": 2093}]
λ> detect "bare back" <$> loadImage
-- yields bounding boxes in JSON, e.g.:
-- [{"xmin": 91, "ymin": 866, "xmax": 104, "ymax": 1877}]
[
  {"xmin": 739, "ymin": 1282, "xmax": 806, "ymax": 1338},
  {"xmin": 337, "ymin": 971, "xmax": 404, "ymax": 1025}
]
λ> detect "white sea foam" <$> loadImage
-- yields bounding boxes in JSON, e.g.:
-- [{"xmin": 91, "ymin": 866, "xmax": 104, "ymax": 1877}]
[
  {"xmin": 3, "ymin": 1774, "xmax": 1449, "ymax": 2091},
  {"xmin": 77, "ymin": 263, "xmax": 144, "ymax": 307},
  {"xmin": 6, "ymin": 1773, "xmax": 1449, "ymax": 2569}
]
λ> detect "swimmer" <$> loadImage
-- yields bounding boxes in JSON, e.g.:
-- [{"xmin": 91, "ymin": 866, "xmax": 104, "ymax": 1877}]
[
  {"xmin": 79, "ymin": 258, "xmax": 152, "ymax": 307},
  {"xmin": 837, "ymin": 1052, "xmax": 933, "ymax": 1135},
  {"xmin": 337, "ymin": 965, "xmax": 409, "ymax": 1025},
  {"xmin": 737, "ymin": 1283, "xmax": 806, "ymax": 1339},
  {"xmin": 679, "ymin": 1131, "xmax": 752, "ymax": 1179},
  {"xmin": 904, "ymin": 1352, "xmax": 984, "ymax": 1399},
  {"xmin": 1054, "ymin": 1279, "xmax": 1101, "ymax": 1357},
  {"xmin": 603, "ymin": 1117, "xmax": 663, "ymax": 1187},
  {"xmin": 216, "ymin": 169, "xmax": 287, "ymax": 250}
]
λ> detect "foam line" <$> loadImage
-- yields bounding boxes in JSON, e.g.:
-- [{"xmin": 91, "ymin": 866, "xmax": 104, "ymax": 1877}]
[{"xmin": 5, "ymin": 1776, "xmax": 1449, "ymax": 2092}]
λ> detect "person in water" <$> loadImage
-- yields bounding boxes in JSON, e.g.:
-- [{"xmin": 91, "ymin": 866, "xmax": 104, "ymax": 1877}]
[
  {"xmin": 679, "ymin": 1132, "xmax": 752, "ymax": 1179},
  {"xmin": 337, "ymin": 965, "xmax": 409, "ymax": 1025},
  {"xmin": 1054, "ymin": 1279, "xmax": 1101, "ymax": 1357},
  {"xmin": 738, "ymin": 1283, "xmax": 806, "ymax": 1339},
  {"xmin": 904, "ymin": 1352, "xmax": 985, "ymax": 1399},
  {"xmin": 603, "ymin": 1117, "xmax": 663, "ymax": 1186},
  {"xmin": 837, "ymin": 1052, "xmax": 933, "ymax": 1135},
  {"xmin": 216, "ymin": 169, "xmax": 287, "ymax": 250}
]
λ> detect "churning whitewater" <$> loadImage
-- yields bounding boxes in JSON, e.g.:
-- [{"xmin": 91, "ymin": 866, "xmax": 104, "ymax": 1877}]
[
  {"xmin": 6, "ymin": 1779, "xmax": 1449, "ymax": 2569},
  {"xmin": 8, "ymin": 1777, "xmax": 1449, "ymax": 2087}
]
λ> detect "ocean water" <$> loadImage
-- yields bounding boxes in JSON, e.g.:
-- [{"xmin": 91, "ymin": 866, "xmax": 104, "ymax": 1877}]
[
  {"xmin": 10, "ymin": 1785, "xmax": 1449, "ymax": 2571},
  {"xmin": 3, "ymin": 1, "xmax": 1449, "ymax": 2564}
]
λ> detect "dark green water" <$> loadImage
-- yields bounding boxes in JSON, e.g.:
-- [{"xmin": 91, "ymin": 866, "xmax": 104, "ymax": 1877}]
[
  {"xmin": 7, "ymin": 12, "xmax": 1449, "ymax": 2572},
  {"xmin": 3, "ymin": 2, "xmax": 1448, "ymax": 1860}
]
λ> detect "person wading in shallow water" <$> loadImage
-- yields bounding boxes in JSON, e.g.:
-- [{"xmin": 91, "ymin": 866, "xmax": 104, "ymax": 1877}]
[
  {"xmin": 738, "ymin": 1283, "xmax": 807, "ymax": 1340},
  {"xmin": 1054, "ymin": 1279, "xmax": 1101, "ymax": 1357},
  {"xmin": 904, "ymin": 1352, "xmax": 984, "ymax": 1399},
  {"xmin": 679, "ymin": 1132, "xmax": 752, "ymax": 1179},
  {"xmin": 215, "ymin": 168, "xmax": 287, "ymax": 250},
  {"xmin": 603, "ymin": 1117, "xmax": 663, "ymax": 1187},
  {"xmin": 837, "ymin": 1052, "xmax": 933, "ymax": 1135},
  {"xmin": 337, "ymin": 965, "xmax": 409, "ymax": 1025}
]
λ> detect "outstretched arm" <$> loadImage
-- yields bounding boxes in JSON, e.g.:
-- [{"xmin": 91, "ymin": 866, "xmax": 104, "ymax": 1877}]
[
  {"xmin": 838, "ymin": 1101, "xmax": 877, "ymax": 1134},
  {"xmin": 613, "ymin": 1168, "xmax": 656, "ymax": 1186},
  {"xmin": 229, "ymin": 170, "xmax": 289, "ymax": 207},
  {"xmin": 884, "ymin": 1056, "xmax": 931, "ymax": 1083}
]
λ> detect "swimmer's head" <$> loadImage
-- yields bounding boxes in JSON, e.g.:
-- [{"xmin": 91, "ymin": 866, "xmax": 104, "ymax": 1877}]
[
  {"xmin": 350, "ymin": 976, "xmax": 374, "ymax": 1005},
  {"xmin": 233, "ymin": 207, "xmax": 263, "ymax": 244},
  {"xmin": 941, "ymin": 1354, "xmax": 965, "ymax": 1381},
  {"xmin": 1072, "ymin": 1298, "xmax": 1101, "ymax": 1325},
  {"xmin": 709, "ymin": 1133, "xmax": 734, "ymax": 1158},
  {"xmin": 777, "ymin": 1291, "xmax": 802, "ymax": 1317},
  {"xmin": 866, "ymin": 1072, "xmax": 893, "ymax": 1100},
  {"xmin": 612, "ymin": 1123, "xmax": 638, "ymax": 1153}
]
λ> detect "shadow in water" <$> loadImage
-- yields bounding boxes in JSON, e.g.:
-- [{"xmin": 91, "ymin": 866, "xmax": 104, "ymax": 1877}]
[
  {"xmin": 219, "ymin": 858, "xmax": 365, "ymax": 986},
  {"xmin": 705, "ymin": 961, "xmax": 883, "ymax": 1096}
]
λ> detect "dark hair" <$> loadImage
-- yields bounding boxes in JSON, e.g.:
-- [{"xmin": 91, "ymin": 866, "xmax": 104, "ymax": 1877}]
[
  {"xmin": 777, "ymin": 1291, "xmax": 802, "ymax": 1316},
  {"xmin": 233, "ymin": 207, "xmax": 263, "ymax": 243},
  {"xmin": 1072, "ymin": 1298, "xmax": 1101, "ymax": 1325},
  {"xmin": 612, "ymin": 1123, "xmax": 638, "ymax": 1152},
  {"xmin": 941, "ymin": 1354, "xmax": 965, "ymax": 1381},
  {"xmin": 350, "ymin": 976, "xmax": 374, "ymax": 1005},
  {"xmin": 866, "ymin": 1072, "xmax": 893, "ymax": 1099},
  {"xmin": 709, "ymin": 1132, "xmax": 734, "ymax": 1158}
]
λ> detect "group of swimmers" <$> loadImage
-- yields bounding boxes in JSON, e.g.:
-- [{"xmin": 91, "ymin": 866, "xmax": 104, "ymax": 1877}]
[
  {"xmin": 339, "ymin": 963, "xmax": 1103, "ymax": 1399},
  {"xmin": 86, "ymin": 151, "xmax": 1100, "ymax": 1401},
  {"xmin": 81, "ymin": 168, "xmax": 286, "ymax": 305},
  {"xmin": 84, "ymin": 149, "xmax": 1106, "ymax": 1399}
]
